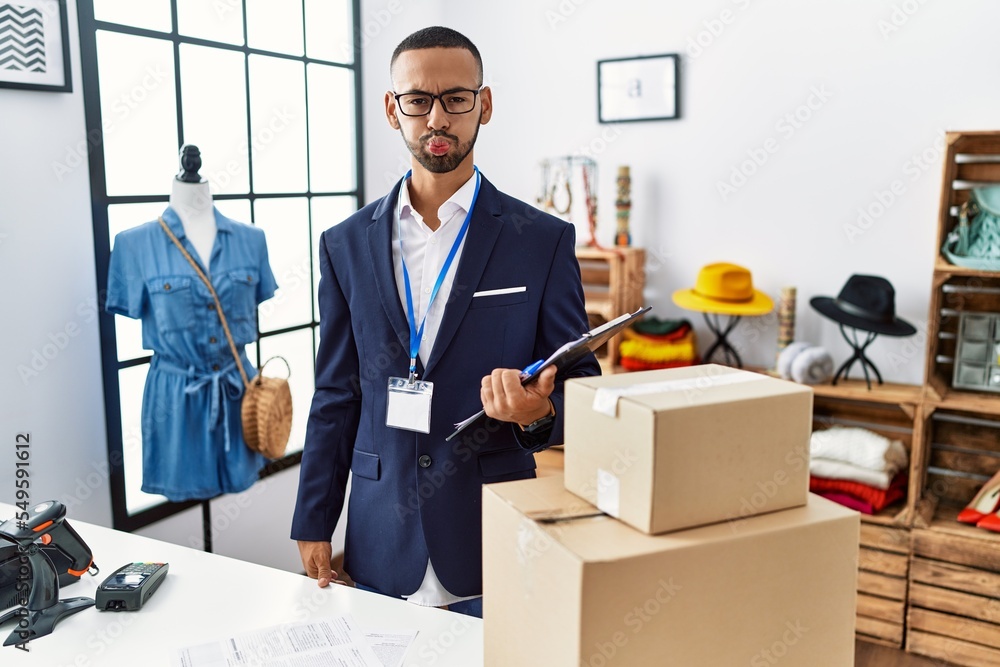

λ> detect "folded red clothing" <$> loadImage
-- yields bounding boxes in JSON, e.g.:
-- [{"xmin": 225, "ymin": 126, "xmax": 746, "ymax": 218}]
[
  {"xmin": 809, "ymin": 472, "xmax": 906, "ymax": 512},
  {"xmin": 816, "ymin": 491, "xmax": 875, "ymax": 515},
  {"xmin": 619, "ymin": 358, "xmax": 698, "ymax": 372}
]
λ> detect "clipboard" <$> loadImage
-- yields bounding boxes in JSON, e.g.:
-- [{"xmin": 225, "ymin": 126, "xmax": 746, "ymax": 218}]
[{"xmin": 445, "ymin": 306, "xmax": 652, "ymax": 441}]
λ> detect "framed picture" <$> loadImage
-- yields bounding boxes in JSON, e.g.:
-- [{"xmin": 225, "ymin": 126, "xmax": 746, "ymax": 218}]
[
  {"xmin": 597, "ymin": 54, "xmax": 679, "ymax": 124},
  {"xmin": 0, "ymin": 0, "xmax": 71, "ymax": 92}
]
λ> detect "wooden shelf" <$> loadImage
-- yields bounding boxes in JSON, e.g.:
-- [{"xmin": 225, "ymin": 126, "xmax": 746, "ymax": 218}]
[
  {"xmin": 934, "ymin": 257, "xmax": 1000, "ymax": 279},
  {"xmin": 859, "ymin": 503, "xmax": 911, "ymax": 527},
  {"xmin": 810, "ymin": 378, "xmax": 924, "ymax": 407},
  {"xmin": 925, "ymin": 387, "xmax": 1000, "ymax": 417},
  {"xmin": 902, "ymin": 131, "xmax": 1000, "ymax": 666},
  {"xmin": 918, "ymin": 503, "xmax": 1000, "ymax": 545},
  {"xmin": 576, "ymin": 246, "xmax": 645, "ymax": 369}
]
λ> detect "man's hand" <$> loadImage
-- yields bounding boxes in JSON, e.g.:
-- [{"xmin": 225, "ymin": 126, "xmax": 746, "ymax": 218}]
[
  {"xmin": 481, "ymin": 365, "xmax": 556, "ymax": 425},
  {"xmin": 297, "ymin": 540, "xmax": 344, "ymax": 588}
]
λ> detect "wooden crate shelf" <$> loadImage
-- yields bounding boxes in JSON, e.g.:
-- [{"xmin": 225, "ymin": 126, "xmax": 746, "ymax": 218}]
[
  {"xmin": 907, "ymin": 505, "xmax": 1000, "ymax": 666},
  {"xmin": 809, "ymin": 381, "xmax": 920, "ymax": 526},
  {"xmin": 575, "ymin": 246, "xmax": 645, "ymax": 370},
  {"xmin": 856, "ymin": 514, "xmax": 912, "ymax": 648}
]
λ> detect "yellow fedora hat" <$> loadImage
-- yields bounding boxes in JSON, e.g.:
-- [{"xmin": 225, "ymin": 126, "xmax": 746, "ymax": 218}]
[{"xmin": 672, "ymin": 263, "xmax": 774, "ymax": 316}]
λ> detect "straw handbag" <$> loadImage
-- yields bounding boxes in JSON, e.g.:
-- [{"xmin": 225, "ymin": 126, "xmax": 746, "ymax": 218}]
[{"xmin": 159, "ymin": 218, "xmax": 292, "ymax": 459}]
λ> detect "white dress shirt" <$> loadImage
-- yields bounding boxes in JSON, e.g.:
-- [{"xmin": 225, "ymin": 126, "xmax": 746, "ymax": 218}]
[{"xmin": 391, "ymin": 171, "xmax": 481, "ymax": 607}]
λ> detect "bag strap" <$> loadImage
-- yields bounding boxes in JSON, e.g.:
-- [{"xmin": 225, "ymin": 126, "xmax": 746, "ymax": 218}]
[{"xmin": 158, "ymin": 216, "xmax": 251, "ymax": 388}]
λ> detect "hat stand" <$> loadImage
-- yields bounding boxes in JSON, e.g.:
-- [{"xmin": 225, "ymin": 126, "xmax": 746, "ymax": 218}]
[
  {"xmin": 831, "ymin": 323, "xmax": 883, "ymax": 390},
  {"xmin": 701, "ymin": 312, "xmax": 744, "ymax": 368}
]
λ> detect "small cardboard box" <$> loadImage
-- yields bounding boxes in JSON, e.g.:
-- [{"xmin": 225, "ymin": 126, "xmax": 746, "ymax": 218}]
[
  {"xmin": 564, "ymin": 364, "xmax": 812, "ymax": 534},
  {"xmin": 483, "ymin": 474, "xmax": 859, "ymax": 667}
]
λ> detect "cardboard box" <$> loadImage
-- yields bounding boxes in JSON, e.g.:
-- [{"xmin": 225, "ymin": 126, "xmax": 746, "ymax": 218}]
[
  {"xmin": 564, "ymin": 364, "xmax": 812, "ymax": 534},
  {"xmin": 483, "ymin": 474, "xmax": 859, "ymax": 667}
]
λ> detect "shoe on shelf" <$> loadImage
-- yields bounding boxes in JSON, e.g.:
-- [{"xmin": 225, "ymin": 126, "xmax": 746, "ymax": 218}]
[
  {"xmin": 977, "ymin": 511, "xmax": 1000, "ymax": 533},
  {"xmin": 958, "ymin": 468, "xmax": 1000, "ymax": 525}
]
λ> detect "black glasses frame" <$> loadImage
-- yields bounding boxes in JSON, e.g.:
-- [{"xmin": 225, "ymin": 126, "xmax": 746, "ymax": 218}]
[{"xmin": 392, "ymin": 88, "xmax": 483, "ymax": 117}]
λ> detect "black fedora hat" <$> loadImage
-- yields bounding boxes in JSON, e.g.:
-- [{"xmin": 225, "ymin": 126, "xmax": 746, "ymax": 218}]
[{"xmin": 810, "ymin": 275, "xmax": 916, "ymax": 337}]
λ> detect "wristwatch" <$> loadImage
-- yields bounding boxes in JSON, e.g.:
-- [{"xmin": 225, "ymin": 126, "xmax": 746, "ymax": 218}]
[{"xmin": 518, "ymin": 400, "xmax": 556, "ymax": 434}]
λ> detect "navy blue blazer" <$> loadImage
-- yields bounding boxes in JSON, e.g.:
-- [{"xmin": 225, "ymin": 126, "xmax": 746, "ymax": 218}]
[{"xmin": 290, "ymin": 173, "xmax": 600, "ymax": 597}]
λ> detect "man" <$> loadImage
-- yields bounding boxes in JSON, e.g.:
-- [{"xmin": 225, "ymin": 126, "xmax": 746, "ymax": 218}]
[{"xmin": 291, "ymin": 26, "xmax": 599, "ymax": 618}]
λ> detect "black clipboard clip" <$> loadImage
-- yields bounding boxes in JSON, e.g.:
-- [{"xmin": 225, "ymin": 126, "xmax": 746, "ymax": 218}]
[{"xmin": 445, "ymin": 306, "xmax": 652, "ymax": 441}]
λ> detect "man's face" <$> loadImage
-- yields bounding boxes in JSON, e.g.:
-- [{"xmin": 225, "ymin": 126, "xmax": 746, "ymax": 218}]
[{"xmin": 385, "ymin": 47, "xmax": 492, "ymax": 174}]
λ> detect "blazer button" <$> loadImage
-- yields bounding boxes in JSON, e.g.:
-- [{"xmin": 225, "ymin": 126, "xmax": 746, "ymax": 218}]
[
  {"xmin": 212, "ymin": 364, "xmax": 220, "ymax": 371},
  {"xmin": 418, "ymin": 455, "xmax": 432, "ymax": 468}
]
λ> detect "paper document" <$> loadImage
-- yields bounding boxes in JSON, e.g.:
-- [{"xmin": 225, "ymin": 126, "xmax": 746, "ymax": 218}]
[
  {"xmin": 364, "ymin": 629, "xmax": 418, "ymax": 667},
  {"xmin": 174, "ymin": 615, "xmax": 383, "ymax": 667}
]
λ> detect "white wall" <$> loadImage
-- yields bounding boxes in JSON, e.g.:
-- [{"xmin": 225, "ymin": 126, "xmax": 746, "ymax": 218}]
[
  {"xmin": 362, "ymin": 0, "xmax": 1000, "ymax": 384},
  {"xmin": 0, "ymin": 0, "xmax": 112, "ymax": 526}
]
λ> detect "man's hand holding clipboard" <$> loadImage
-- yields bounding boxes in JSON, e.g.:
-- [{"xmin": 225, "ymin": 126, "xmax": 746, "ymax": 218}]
[{"xmin": 446, "ymin": 306, "xmax": 652, "ymax": 441}]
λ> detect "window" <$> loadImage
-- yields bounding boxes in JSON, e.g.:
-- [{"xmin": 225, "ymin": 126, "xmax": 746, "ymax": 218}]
[{"xmin": 81, "ymin": 0, "xmax": 363, "ymax": 532}]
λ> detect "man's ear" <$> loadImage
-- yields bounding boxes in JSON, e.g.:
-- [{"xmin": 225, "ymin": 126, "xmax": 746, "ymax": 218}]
[
  {"xmin": 479, "ymin": 86, "xmax": 493, "ymax": 125},
  {"xmin": 385, "ymin": 90, "xmax": 400, "ymax": 129}
]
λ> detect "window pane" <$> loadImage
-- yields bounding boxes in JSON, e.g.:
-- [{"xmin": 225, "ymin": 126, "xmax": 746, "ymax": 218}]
[
  {"xmin": 215, "ymin": 199, "xmax": 252, "ymax": 225},
  {"xmin": 308, "ymin": 64, "xmax": 356, "ymax": 193},
  {"xmin": 115, "ymin": 315, "xmax": 146, "ymax": 361},
  {"xmin": 310, "ymin": 196, "xmax": 357, "ymax": 318},
  {"xmin": 255, "ymin": 198, "xmax": 311, "ymax": 332},
  {"xmin": 120, "ymin": 364, "xmax": 168, "ymax": 515},
  {"xmin": 305, "ymin": 0, "xmax": 353, "ymax": 63},
  {"xmin": 108, "ymin": 202, "xmax": 169, "ymax": 251},
  {"xmin": 248, "ymin": 55, "xmax": 307, "ymax": 193},
  {"xmin": 97, "ymin": 31, "xmax": 177, "ymax": 196},
  {"xmin": 246, "ymin": 0, "xmax": 302, "ymax": 56},
  {"xmin": 180, "ymin": 45, "xmax": 250, "ymax": 195},
  {"xmin": 177, "ymin": 0, "xmax": 244, "ymax": 46},
  {"xmin": 258, "ymin": 329, "xmax": 315, "ymax": 456},
  {"xmin": 94, "ymin": 0, "xmax": 171, "ymax": 32}
]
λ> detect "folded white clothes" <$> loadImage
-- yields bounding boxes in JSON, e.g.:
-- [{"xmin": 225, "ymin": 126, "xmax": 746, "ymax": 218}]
[
  {"xmin": 810, "ymin": 426, "xmax": 908, "ymax": 473},
  {"xmin": 810, "ymin": 457, "xmax": 895, "ymax": 490}
]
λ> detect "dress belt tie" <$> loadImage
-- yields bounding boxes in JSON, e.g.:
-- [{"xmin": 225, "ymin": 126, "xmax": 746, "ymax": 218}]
[{"xmin": 152, "ymin": 356, "xmax": 246, "ymax": 452}]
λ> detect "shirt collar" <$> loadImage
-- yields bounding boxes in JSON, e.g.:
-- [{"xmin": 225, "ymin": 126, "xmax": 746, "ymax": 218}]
[
  {"xmin": 398, "ymin": 171, "xmax": 478, "ymax": 226},
  {"xmin": 162, "ymin": 205, "xmax": 235, "ymax": 239}
]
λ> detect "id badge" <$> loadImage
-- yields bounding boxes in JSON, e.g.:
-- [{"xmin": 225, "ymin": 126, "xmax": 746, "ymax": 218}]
[{"xmin": 386, "ymin": 377, "xmax": 433, "ymax": 433}]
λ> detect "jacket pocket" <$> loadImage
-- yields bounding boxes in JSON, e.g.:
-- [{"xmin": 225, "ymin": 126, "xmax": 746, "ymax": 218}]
[
  {"xmin": 146, "ymin": 276, "xmax": 195, "ymax": 334},
  {"xmin": 478, "ymin": 448, "xmax": 536, "ymax": 479},
  {"xmin": 351, "ymin": 450, "xmax": 380, "ymax": 480},
  {"xmin": 468, "ymin": 289, "xmax": 529, "ymax": 309}
]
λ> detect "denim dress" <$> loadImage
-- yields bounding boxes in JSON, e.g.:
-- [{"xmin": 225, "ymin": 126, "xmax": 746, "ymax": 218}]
[{"xmin": 106, "ymin": 207, "xmax": 278, "ymax": 501}]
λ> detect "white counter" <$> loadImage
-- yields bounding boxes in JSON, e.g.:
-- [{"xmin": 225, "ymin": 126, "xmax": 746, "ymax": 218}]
[{"xmin": 0, "ymin": 504, "xmax": 482, "ymax": 666}]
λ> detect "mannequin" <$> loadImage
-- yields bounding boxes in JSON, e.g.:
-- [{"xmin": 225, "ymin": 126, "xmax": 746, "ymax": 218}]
[
  {"xmin": 169, "ymin": 144, "xmax": 216, "ymax": 267},
  {"xmin": 105, "ymin": 146, "xmax": 278, "ymax": 503}
]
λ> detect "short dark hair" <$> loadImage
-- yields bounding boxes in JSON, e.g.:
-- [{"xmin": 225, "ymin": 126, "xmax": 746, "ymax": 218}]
[{"xmin": 390, "ymin": 26, "xmax": 483, "ymax": 86}]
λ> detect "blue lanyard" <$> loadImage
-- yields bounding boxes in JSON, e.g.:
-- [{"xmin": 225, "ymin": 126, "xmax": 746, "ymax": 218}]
[{"xmin": 399, "ymin": 166, "xmax": 481, "ymax": 382}]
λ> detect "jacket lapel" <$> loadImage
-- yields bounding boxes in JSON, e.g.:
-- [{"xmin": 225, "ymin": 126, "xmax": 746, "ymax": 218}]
[
  {"xmin": 423, "ymin": 175, "xmax": 503, "ymax": 377},
  {"xmin": 367, "ymin": 180, "xmax": 411, "ymax": 356}
]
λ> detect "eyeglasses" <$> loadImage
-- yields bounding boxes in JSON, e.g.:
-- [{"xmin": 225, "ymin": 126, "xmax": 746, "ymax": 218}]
[{"xmin": 393, "ymin": 88, "xmax": 482, "ymax": 117}]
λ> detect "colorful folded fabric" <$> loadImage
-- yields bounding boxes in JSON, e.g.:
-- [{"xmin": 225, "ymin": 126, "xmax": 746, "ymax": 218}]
[
  {"xmin": 810, "ymin": 472, "xmax": 907, "ymax": 512},
  {"xmin": 632, "ymin": 317, "xmax": 691, "ymax": 337},
  {"xmin": 619, "ymin": 330, "xmax": 698, "ymax": 364},
  {"xmin": 622, "ymin": 322, "xmax": 692, "ymax": 343},
  {"xmin": 619, "ymin": 358, "xmax": 698, "ymax": 372},
  {"xmin": 810, "ymin": 426, "xmax": 908, "ymax": 473}
]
